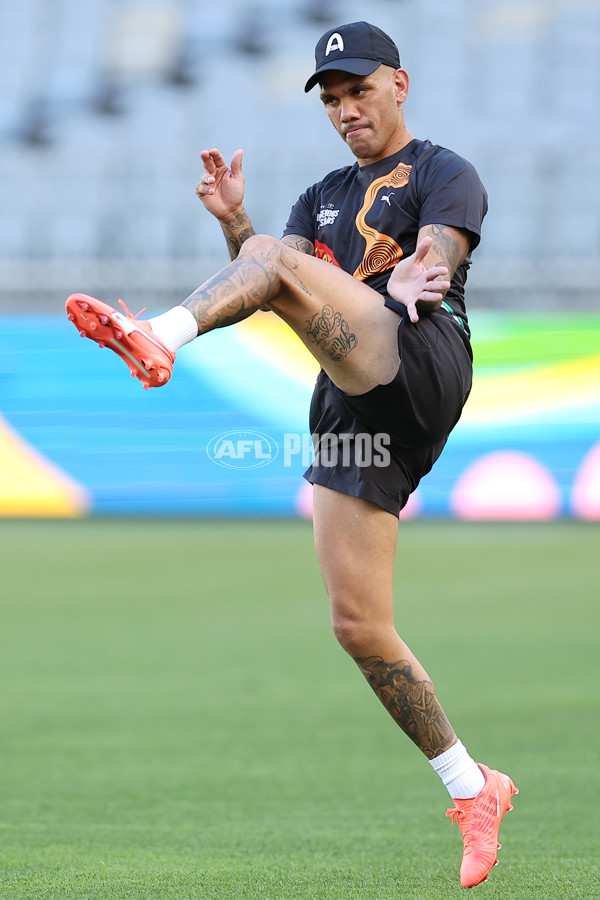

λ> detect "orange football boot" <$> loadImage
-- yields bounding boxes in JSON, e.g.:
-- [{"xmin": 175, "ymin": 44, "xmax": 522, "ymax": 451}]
[
  {"xmin": 66, "ymin": 293, "xmax": 175, "ymax": 389},
  {"xmin": 445, "ymin": 763, "xmax": 518, "ymax": 888}
]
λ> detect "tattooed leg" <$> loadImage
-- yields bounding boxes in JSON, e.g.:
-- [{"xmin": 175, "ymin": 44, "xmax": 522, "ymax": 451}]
[
  {"xmin": 183, "ymin": 255, "xmax": 272, "ymax": 334},
  {"xmin": 182, "ymin": 235, "xmax": 358, "ymax": 364},
  {"xmin": 182, "ymin": 235, "xmax": 313, "ymax": 335},
  {"xmin": 354, "ymin": 655, "xmax": 456, "ymax": 759},
  {"xmin": 178, "ymin": 232, "xmax": 401, "ymax": 394},
  {"xmin": 305, "ymin": 304, "xmax": 358, "ymax": 362}
]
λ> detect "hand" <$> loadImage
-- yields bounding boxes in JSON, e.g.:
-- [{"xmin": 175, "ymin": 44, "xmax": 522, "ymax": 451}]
[
  {"xmin": 195, "ymin": 148, "xmax": 245, "ymax": 221},
  {"xmin": 386, "ymin": 236, "xmax": 450, "ymax": 323}
]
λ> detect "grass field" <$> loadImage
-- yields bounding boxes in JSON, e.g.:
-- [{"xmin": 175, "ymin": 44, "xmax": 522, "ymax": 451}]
[{"xmin": 0, "ymin": 519, "xmax": 598, "ymax": 899}]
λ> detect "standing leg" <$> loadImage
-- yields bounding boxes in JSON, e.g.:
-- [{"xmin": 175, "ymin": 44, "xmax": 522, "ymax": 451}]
[
  {"xmin": 312, "ymin": 485, "xmax": 518, "ymax": 888},
  {"xmin": 312, "ymin": 484, "xmax": 456, "ymax": 759}
]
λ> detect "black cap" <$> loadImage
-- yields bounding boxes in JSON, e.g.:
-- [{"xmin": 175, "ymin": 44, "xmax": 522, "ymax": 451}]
[{"xmin": 304, "ymin": 21, "xmax": 401, "ymax": 93}]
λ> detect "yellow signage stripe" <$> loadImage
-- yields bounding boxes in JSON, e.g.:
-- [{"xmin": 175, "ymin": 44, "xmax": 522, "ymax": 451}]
[
  {"xmin": 237, "ymin": 314, "xmax": 319, "ymax": 386},
  {"xmin": 0, "ymin": 415, "xmax": 89, "ymax": 517},
  {"xmin": 463, "ymin": 355, "xmax": 600, "ymax": 422}
]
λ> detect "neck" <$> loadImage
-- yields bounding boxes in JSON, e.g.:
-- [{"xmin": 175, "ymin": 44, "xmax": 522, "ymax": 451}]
[{"xmin": 357, "ymin": 128, "xmax": 415, "ymax": 167}]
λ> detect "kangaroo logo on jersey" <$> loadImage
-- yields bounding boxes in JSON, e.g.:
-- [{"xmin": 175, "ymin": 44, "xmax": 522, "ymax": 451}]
[
  {"xmin": 325, "ymin": 33, "xmax": 344, "ymax": 55},
  {"xmin": 353, "ymin": 162, "xmax": 412, "ymax": 281}
]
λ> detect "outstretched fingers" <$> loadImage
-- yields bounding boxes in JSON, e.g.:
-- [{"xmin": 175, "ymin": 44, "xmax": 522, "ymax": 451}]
[
  {"xmin": 413, "ymin": 234, "xmax": 433, "ymax": 263},
  {"xmin": 403, "ymin": 269, "xmax": 450, "ymax": 323},
  {"xmin": 423, "ymin": 265, "xmax": 449, "ymax": 283},
  {"xmin": 421, "ymin": 266, "xmax": 450, "ymax": 303}
]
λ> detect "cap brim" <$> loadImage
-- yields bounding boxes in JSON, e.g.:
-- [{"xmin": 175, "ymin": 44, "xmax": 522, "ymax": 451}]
[{"xmin": 304, "ymin": 58, "xmax": 381, "ymax": 93}]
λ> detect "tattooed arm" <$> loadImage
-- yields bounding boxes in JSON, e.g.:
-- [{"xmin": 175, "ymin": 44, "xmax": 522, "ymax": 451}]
[
  {"xmin": 414, "ymin": 223, "xmax": 470, "ymax": 315},
  {"xmin": 219, "ymin": 209, "xmax": 256, "ymax": 261},
  {"xmin": 280, "ymin": 234, "xmax": 315, "ymax": 256},
  {"xmin": 195, "ymin": 150, "xmax": 317, "ymax": 261},
  {"xmin": 386, "ymin": 224, "xmax": 469, "ymax": 324}
]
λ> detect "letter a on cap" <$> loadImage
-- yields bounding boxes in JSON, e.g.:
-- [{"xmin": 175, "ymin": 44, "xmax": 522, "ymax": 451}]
[{"xmin": 325, "ymin": 32, "xmax": 344, "ymax": 55}]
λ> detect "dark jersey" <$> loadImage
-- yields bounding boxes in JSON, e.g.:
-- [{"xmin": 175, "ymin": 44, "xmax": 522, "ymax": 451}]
[{"xmin": 282, "ymin": 138, "xmax": 487, "ymax": 330}]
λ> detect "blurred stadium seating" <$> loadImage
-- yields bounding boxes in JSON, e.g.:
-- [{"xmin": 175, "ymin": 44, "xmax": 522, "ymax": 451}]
[
  {"xmin": 1, "ymin": 0, "xmax": 600, "ymax": 311},
  {"xmin": 1, "ymin": 1, "xmax": 599, "ymax": 520}
]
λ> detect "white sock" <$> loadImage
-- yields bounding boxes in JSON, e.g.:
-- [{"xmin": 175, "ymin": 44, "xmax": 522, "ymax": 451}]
[
  {"xmin": 429, "ymin": 740, "xmax": 485, "ymax": 799},
  {"xmin": 147, "ymin": 306, "xmax": 198, "ymax": 353}
]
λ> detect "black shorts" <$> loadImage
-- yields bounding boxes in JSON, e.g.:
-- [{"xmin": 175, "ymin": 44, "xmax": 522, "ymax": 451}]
[{"xmin": 304, "ymin": 309, "xmax": 473, "ymax": 517}]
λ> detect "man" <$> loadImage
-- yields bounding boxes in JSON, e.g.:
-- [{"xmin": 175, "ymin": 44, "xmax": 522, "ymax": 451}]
[{"xmin": 66, "ymin": 21, "xmax": 517, "ymax": 888}]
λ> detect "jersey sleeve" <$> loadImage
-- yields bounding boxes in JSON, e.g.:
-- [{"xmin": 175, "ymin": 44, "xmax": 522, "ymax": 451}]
[
  {"xmin": 417, "ymin": 150, "xmax": 488, "ymax": 249},
  {"xmin": 281, "ymin": 183, "xmax": 319, "ymax": 241}
]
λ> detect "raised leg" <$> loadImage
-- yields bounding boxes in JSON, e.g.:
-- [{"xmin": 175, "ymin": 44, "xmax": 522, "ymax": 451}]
[
  {"xmin": 182, "ymin": 234, "xmax": 404, "ymax": 396},
  {"xmin": 67, "ymin": 233, "xmax": 448, "ymax": 394}
]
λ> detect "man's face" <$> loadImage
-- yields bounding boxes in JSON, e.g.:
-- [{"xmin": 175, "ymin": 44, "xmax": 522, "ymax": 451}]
[{"xmin": 319, "ymin": 66, "xmax": 409, "ymax": 165}]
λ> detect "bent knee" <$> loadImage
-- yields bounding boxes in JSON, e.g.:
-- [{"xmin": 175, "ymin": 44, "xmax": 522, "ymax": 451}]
[
  {"xmin": 331, "ymin": 610, "xmax": 393, "ymax": 658},
  {"xmin": 331, "ymin": 615, "xmax": 364, "ymax": 655},
  {"xmin": 239, "ymin": 233, "xmax": 280, "ymax": 258}
]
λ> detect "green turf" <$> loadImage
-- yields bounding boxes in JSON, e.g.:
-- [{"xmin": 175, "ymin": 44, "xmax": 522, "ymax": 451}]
[{"xmin": 0, "ymin": 520, "xmax": 598, "ymax": 899}]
